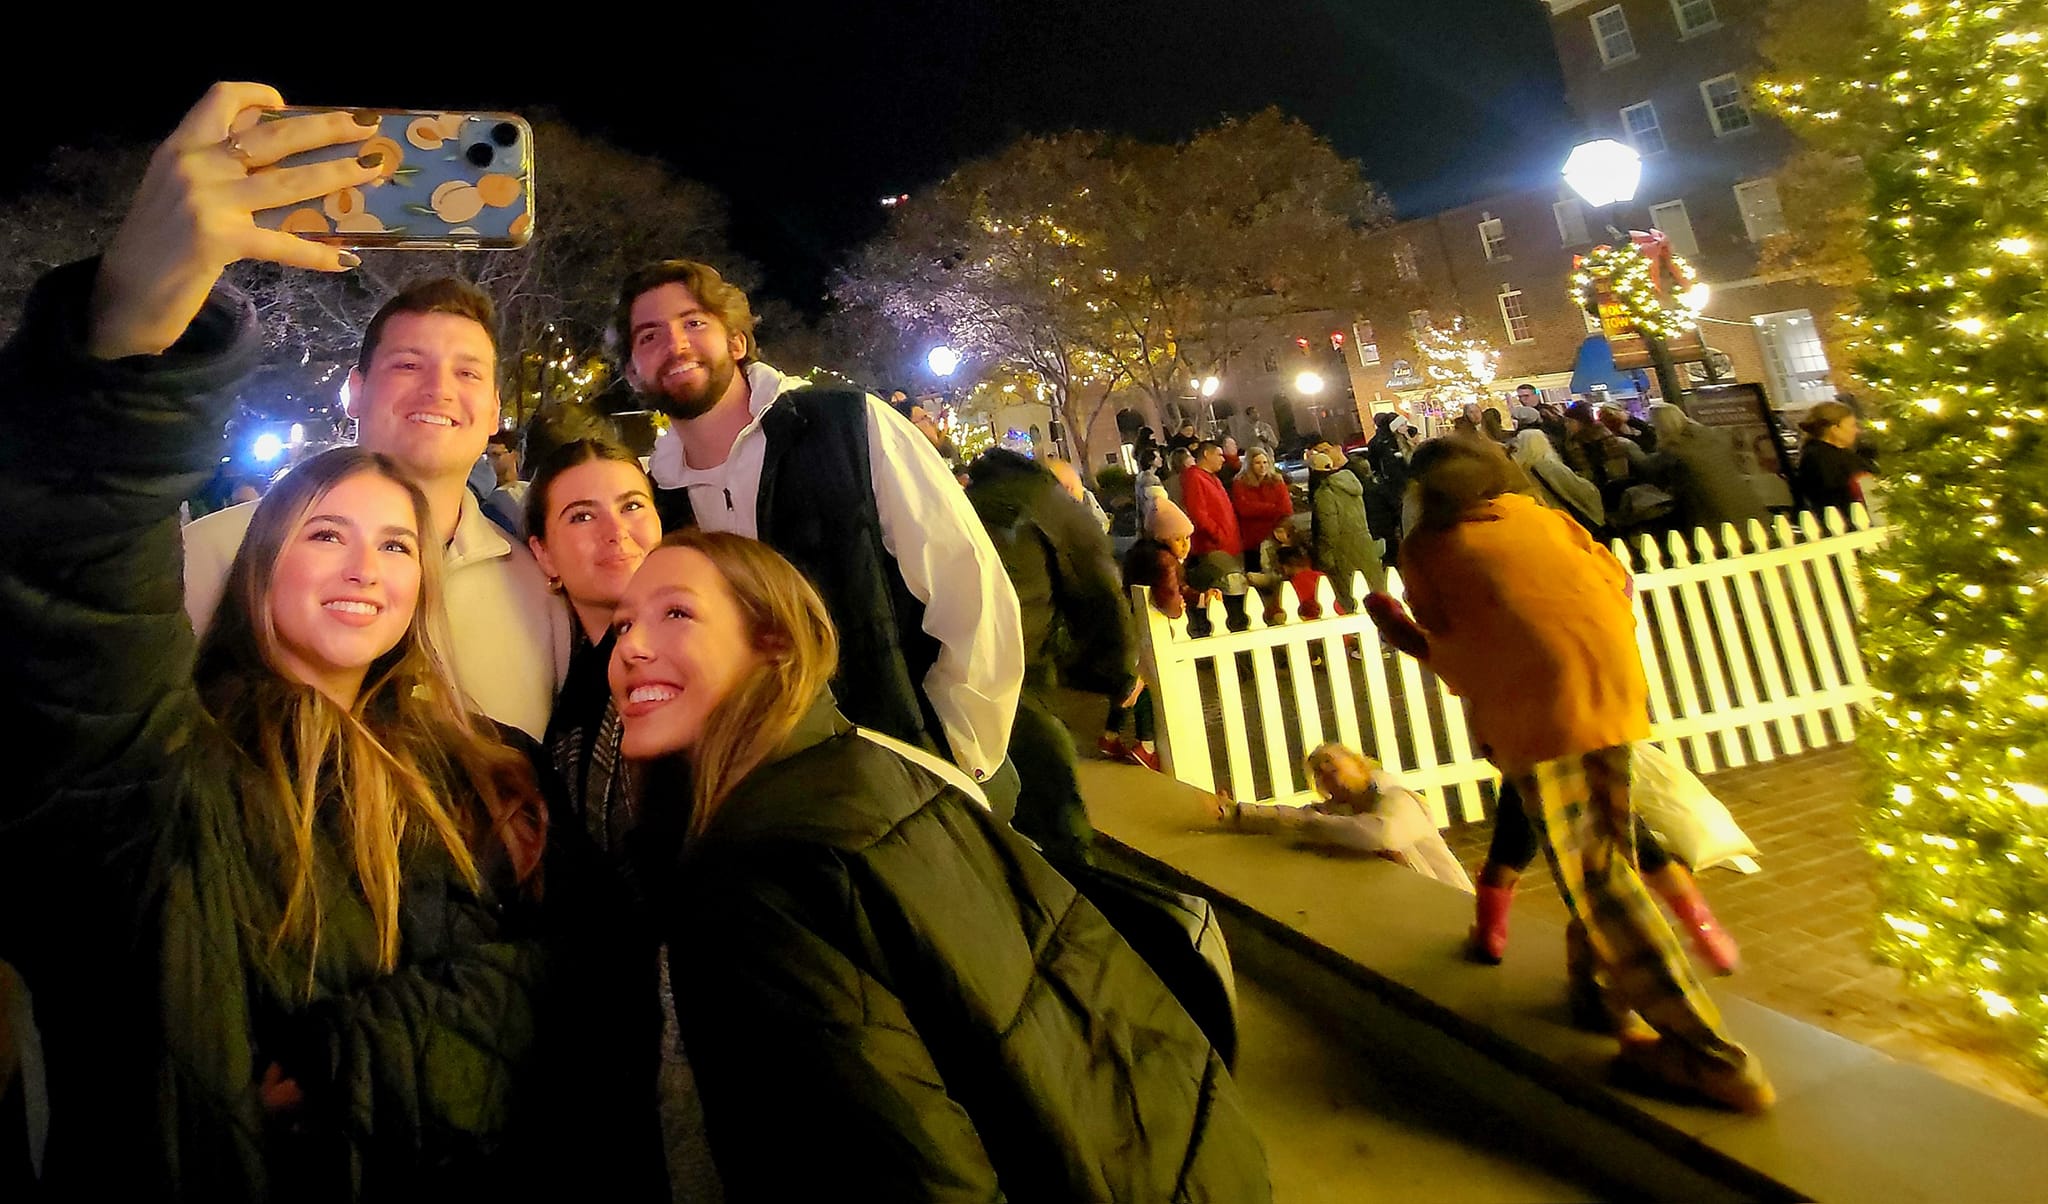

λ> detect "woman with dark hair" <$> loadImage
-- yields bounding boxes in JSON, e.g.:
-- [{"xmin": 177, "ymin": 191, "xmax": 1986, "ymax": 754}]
[
  {"xmin": 526, "ymin": 437, "xmax": 663, "ymax": 850},
  {"xmin": 0, "ymin": 86, "xmax": 654, "ymax": 1199},
  {"xmin": 610, "ymin": 530, "xmax": 1269, "ymax": 1200},
  {"xmin": 1794, "ymin": 400, "xmax": 1878, "ymax": 521}
]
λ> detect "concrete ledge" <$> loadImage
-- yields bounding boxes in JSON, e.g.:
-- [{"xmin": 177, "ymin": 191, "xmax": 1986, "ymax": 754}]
[{"xmin": 1081, "ymin": 759, "xmax": 2048, "ymax": 1204}]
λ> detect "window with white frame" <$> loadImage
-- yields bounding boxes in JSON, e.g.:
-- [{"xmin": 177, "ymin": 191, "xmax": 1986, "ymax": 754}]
[
  {"xmin": 1733, "ymin": 177, "xmax": 1789, "ymax": 241},
  {"xmin": 1409, "ymin": 309, "xmax": 1433, "ymax": 336},
  {"xmin": 1647, "ymin": 199, "xmax": 1701, "ymax": 258},
  {"xmin": 1393, "ymin": 241, "xmax": 1419, "ymax": 281},
  {"xmin": 1478, "ymin": 217, "xmax": 1509, "ymax": 261},
  {"xmin": 1554, "ymin": 198, "xmax": 1590, "ymax": 246},
  {"xmin": 1621, "ymin": 101, "xmax": 1667, "ymax": 155},
  {"xmin": 1670, "ymin": 0, "xmax": 1719, "ymax": 36},
  {"xmin": 1355, "ymin": 321, "xmax": 1380, "ymax": 366},
  {"xmin": 1700, "ymin": 74, "xmax": 1754, "ymax": 136},
  {"xmin": 1591, "ymin": 6, "xmax": 1636, "ymax": 65},
  {"xmin": 1498, "ymin": 287, "xmax": 1535, "ymax": 345}
]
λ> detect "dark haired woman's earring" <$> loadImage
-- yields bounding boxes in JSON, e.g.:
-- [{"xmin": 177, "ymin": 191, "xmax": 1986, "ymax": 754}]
[{"xmin": 547, "ymin": 576, "xmax": 563, "ymax": 594}]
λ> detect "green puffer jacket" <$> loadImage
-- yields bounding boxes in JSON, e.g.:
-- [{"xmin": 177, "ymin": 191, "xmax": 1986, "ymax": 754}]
[
  {"xmin": 651, "ymin": 698, "xmax": 1270, "ymax": 1202},
  {"xmin": 0, "ymin": 264, "xmax": 657, "ymax": 1201}
]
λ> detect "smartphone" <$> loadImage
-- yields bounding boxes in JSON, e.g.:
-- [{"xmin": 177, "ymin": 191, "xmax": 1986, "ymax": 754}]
[{"xmin": 252, "ymin": 108, "xmax": 534, "ymax": 251}]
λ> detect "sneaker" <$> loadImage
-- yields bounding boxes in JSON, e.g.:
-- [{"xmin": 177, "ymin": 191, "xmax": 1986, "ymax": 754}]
[
  {"xmin": 1097, "ymin": 734, "xmax": 1128, "ymax": 760},
  {"xmin": 1614, "ymin": 1038, "xmax": 1776, "ymax": 1113},
  {"xmin": 1126, "ymin": 745, "xmax": 1162, "ymax": 772}
]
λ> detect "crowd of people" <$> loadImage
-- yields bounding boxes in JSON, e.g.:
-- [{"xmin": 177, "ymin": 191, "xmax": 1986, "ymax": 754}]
[{"xmin": 1, "ymin": 84, "xmax": 1893, "ymax": 1200}]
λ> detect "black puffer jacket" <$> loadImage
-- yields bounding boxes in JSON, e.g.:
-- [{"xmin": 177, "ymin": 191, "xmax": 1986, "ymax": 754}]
[
  {"xmin": 0, "ymin": 263, "xmax": 658, "ymax": 1201},
  {"xmin": 964, "ymin": 449, "xmax": 1134, "ymax": 695},
  {"xmin": 653, "ymin": 699, "xmax": 1269, "ymax": 1202}
]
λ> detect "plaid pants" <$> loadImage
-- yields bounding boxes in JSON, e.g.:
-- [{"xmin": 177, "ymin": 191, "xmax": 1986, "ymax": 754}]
[{"xmin": 1512, "ymin": 745, "xmax": 1752, "ymax": 1073}]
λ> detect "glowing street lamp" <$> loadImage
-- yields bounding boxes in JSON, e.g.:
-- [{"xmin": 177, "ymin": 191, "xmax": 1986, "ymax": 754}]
[
  {"xmin": 252, "ymin": 433, "xmax": 284, "ymax": 463},
  {"xmin": 1200, "ymin": 375, "xmax": 1221, "ymax": 398},
  {"xmin": 926, "ymin": 345, "xmax": 961, "ymax": 378},
  {"xmin": 1293, "ymin": 370, "xmax": 1326, "ymax": 396},
  {"xmin": 1563, "ymin": 136, "xmax": 1688, "ymax": 405},
  {"xmin": 1562, "ymin": 138, "xmax": 1643, "ymax": 210}
]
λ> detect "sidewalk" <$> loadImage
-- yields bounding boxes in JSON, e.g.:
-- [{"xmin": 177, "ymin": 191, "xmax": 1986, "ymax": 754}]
[{"xmin": 1437, "ymin": 742, "xmax": 2048, "ymax": 1117}]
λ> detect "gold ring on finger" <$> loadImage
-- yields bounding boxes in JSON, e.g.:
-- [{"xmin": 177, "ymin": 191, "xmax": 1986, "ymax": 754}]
[{"xmin": 220, "ymin": 132, "xmax": 257, "ymax": 168}]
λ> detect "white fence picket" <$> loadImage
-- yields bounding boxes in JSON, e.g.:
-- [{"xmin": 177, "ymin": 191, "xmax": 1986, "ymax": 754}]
[
  {"xmin": 1245, "ymin": 606, "xmax": 1297, "ymax": 801},
  {"xmin": 1721, "ymin": 521, "xmax": 1804, "ymax": 758},
  {"xmin": 1134, "ymin": 519, "xmax": 1887, "ymax": 825},
  {"xmin": 1776, "ymin": 515, "xmax": 1854, "ymax": 739}
]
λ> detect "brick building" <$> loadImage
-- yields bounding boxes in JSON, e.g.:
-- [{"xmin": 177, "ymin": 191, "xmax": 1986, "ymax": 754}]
[
  {"xmin": 1349, "ymin": 0, "xmax": 1850, "ymax": 419},
  {"xmin": 1543, "ymin": 0, "xmax": 1847, "ymax": 408}
]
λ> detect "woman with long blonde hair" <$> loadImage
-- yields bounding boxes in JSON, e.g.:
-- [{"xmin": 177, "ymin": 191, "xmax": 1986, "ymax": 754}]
[
  {"xmin": 609, "ymin": 529, "xmax": 1269, "ymax": 1200},
  {"xmin": 0, "ymin": 85, "xmax": 655, "ymax": 1200}
]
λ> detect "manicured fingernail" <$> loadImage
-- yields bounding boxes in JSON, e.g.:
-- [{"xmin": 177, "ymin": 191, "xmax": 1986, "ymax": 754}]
[
  {"xmin": 357, "ymin": 151, "xmax": 384, "ymax": 168},
  {"xmin": 352, "ymin": 109, "xmax": 380, "ymax": 128},
  {"xmin": 338, "ymin": 252, "xmax": 362, "ymax": 269}
]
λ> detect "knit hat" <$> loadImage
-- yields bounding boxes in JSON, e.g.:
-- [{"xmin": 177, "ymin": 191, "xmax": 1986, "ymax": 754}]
[{"xmin": 1149, "ymin": 497, "xmax": 1195, "ymax": 540}]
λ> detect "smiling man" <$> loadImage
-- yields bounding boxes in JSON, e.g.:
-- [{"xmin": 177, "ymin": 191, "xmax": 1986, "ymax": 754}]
[
  {"xmin": 183, "ymin": 279, "xmax": 570, "ymax": 738},
  {"xmin": 616, "ymin": 259, "xmax": 1023, "ymax": 807}
]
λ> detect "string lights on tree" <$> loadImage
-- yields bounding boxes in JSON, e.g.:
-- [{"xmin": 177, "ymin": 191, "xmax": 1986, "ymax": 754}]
[
  {"xmin": 1414, "ymin": 318, "xmax": 1500, "ymax": 418},
  {"xmin": 1768, "ymin": 1, "xmax": 2048, "ymax": 1070}
]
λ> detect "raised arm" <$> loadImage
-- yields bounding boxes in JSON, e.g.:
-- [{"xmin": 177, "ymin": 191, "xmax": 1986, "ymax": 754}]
[{"xmin": 0, "ymin": 85, "xmax": 388, "ymax": 958}]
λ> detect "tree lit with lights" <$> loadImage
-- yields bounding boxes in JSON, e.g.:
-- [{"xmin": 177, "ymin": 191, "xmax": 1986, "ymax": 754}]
[
  {"xmin": 1769, "ymin": 1, "xmax": 2048, "ymax": 1068},
  {"xmin": 1414, "ymin": 318, "xmax": 1500, "ymax": 419}
]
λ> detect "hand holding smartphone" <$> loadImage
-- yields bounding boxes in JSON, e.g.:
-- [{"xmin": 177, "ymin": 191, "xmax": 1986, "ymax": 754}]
[{"xmin": 251, "ymin": 108, "xmax": 534, "ymax": 251}]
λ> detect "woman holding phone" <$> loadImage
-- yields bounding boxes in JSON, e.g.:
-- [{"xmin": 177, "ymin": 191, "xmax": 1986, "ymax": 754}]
[
  {"xmin": 607, "ymin": 529, "xmax": 1269, "ymax": 1200},
  {"xmin": 0, "ymin": 85, "xmax": 653, "ymax": 1200}
]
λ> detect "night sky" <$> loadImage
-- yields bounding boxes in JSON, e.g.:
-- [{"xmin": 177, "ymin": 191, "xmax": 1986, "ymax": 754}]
[{"xmin": 10, "ymin": 3, "xmax": 1574, "ymax": 310}]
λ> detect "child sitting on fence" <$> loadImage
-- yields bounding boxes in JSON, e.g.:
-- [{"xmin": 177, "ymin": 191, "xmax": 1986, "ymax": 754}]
[
  {"xmin": 1209, "ymin": 745, "xmax": 1473, "ymax": 891},
  {"xmin": 1366, "ymin": 435, "xmax": 1774, "ymax": 1113}
]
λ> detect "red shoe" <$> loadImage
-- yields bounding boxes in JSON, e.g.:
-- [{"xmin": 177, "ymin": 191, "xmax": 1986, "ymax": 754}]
[
  {"xmin": 1466, "ymin": 883, "xmax": 1514, "ymax": 964},
  {"xmin": 1097, "ymin": 734, "xmax": 1128, "ymax": 760},
  {"xmin": 1658, "ymin": 878, "xmax": 1742, "ymax": 975},
  {"xmin": 1126, "ymin": 745, "xmax": 1162, "ymax": 772}
]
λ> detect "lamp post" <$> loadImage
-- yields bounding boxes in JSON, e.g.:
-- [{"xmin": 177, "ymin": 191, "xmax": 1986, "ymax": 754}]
[{"xmin": 1563, "ymin": 138, "xmax": 1688, "ymax": 407}]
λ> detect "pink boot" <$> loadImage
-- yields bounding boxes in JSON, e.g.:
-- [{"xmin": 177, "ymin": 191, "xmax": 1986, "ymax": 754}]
[
  {"xmin": 1657, "ymin": 875, "xmax": 1740, "ymax": 975},
  {"xmin": 1467, "ymin": 883, "xmax": 1514, "ymax": 964}
]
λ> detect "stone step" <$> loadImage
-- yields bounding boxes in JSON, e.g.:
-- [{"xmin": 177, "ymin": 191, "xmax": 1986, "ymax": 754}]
[{"xmin": 1080, "ymin": 758, "xmax": 2048, "ymax": 1204}]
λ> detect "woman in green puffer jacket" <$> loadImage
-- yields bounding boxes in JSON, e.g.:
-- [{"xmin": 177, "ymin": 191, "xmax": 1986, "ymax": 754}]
[{"xmin": 0, "ymin": 85, "xmax": 656, "ymax": 1201}]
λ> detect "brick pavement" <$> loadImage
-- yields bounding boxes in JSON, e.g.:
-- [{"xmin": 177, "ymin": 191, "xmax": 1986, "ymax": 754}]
[{"xmin": 1441, "ymin": 742, "xmax": 2048, "ymax": 1117}]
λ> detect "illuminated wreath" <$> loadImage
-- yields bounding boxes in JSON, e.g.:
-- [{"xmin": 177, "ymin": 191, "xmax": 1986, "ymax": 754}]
[{"xmin": 1569, "ymin": 240, "xmax": 1703, "ymax": 341}]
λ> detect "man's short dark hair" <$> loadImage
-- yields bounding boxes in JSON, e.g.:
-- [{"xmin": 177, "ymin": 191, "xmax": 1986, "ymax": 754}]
[
  {"xmin": 1193, "ymin": 440, "xmax": 1221, "ymax": 459},
  {"xmin": 358, "ymin": 277, "xmax": 500, "ymax": 374},
  {"xmin": 613, "ymin": 259, "xmax": 758, "ymax": 364},
  {"xmin": 486, "ymin": 431, "xmax": 516, "ymax": 453},
  {"xmin": 1516, "ymin": 383, "xmax": 1538, "ymax": 395}
]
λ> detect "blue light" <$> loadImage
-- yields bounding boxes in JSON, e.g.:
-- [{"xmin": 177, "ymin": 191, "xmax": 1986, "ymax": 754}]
[{"xmin": 252, "ymin": 433, "xmax": 284, "ymax": 463}]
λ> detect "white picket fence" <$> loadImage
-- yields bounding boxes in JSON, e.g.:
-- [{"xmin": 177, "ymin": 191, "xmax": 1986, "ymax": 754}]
[{"xmin": 1133, "ymin": 508, "xmax": 1885, "ymax": 828}]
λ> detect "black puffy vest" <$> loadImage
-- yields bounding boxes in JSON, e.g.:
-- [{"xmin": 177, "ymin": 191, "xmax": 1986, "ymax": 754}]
[{"xmin": 654, "ymin": 388, "xmax": 948, "ymax": 758}]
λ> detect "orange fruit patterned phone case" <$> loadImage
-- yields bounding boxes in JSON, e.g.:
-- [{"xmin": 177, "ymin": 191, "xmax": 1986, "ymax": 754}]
[{"xmin": 252, "ymin": 108, "xmax": 534, "ymax": 250}]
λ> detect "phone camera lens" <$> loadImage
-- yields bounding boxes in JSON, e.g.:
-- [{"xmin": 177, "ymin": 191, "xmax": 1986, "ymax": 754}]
[
  {"xmin": 466, "ymin": 143, "xmax": 495, "ymax": 168},
  {"xmin": 491, "ymin": 122, "xmax": 520, "ymax": 147}
]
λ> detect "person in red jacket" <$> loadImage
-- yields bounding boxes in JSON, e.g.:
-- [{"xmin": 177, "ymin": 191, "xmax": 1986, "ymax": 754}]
[
  {"xmin": 1230, "ymin": 448, "xmax": 1295, "ymax": 574},
  {"xmin": 1181, "ymin": 441, "xmax": 1243, "ymax": 560}
]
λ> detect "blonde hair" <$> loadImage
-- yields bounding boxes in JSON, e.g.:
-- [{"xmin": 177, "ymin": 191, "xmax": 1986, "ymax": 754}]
[
  {"xmin": 651, "ymin": 530, "xmax": 840, "ymax": 841},
  {"xmin": 1304, "ymin": 742, "xmax": 1380, "ymax": 797},
  {"xmin": 196, "ymin": 449, "xmax": 544, "ymax": 983}
]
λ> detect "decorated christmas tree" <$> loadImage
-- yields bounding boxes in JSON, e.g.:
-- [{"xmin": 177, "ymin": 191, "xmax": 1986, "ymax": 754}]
[
  {"xmin": 1414, "ymin": 318, "xmax": 1501, "ymax": 421},
  {"xmin": 1770, "ymin": 2, "xmax": 2048, "ymax": 1068}
]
